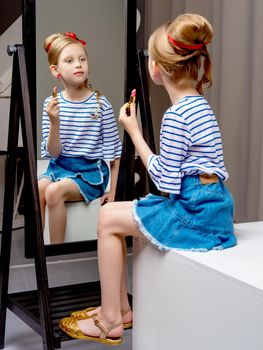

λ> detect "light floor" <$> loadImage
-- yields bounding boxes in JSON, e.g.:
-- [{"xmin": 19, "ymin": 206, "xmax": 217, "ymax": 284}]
[{"xmin": 4, "ymin": 310, "xmax": 132, "ymax": 350}]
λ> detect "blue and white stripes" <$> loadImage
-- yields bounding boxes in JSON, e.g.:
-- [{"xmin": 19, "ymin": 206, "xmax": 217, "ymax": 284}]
[
  {"xmin": 147, "ymin": 96, "xmax": 228, "ymax": 194},
  {"xmin": 41, "ymin": 92, "xmax": 122, "ymax": 161}
]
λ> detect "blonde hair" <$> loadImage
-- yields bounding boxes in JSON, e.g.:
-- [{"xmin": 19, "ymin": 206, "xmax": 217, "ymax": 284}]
[
  {"xmin": 44, "ymin": 32, "xmax": 102, "ymax": 104},
  {"xmin": 148, "ymin": 14, "xmax": 213, "ymax": 95}
]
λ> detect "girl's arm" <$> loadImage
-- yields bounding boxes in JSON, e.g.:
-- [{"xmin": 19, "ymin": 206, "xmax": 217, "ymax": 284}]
[
  {"xmin": 120, "ymin": 102, "xmax": 191, "ymax": 194},
  {"xmin": 101, "ymin": 158, "xmax": 120, "ymax": 204},
  {"xmin": 109, "ymin": 157, "xmax": 120, "ymax": 198},
  {"xmin": 46, "ymin": 96, "xmax": 61, "ymax": 157},
  {"xmin": 47, "ymin": 123, "xmax": 61, "ymax": 157},
  {"xmin": 119, "ymin": 103, "xmax": 153, "ymax": 168}
]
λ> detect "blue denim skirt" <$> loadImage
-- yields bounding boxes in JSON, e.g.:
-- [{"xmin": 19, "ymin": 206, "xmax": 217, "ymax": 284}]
[
  {"xmin": 39, "ymin": 155, "xmax": 109, "ymax": 202},
  {"xmin": 133, "ymin": 175, "xmax": 237, "ymax": 252}
]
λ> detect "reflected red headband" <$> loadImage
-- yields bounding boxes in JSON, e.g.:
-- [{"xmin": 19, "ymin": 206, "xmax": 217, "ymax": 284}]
[
  {"xmin": 168, "ymin": 35, "xmax": 210, "ymax": 50},
  {"xmin": 47, "ymin": 32, "xmax": 87, "ymax": 53}
]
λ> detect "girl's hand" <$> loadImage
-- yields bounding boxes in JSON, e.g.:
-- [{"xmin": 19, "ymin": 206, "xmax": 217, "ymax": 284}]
[
  {"xmin": 119, "ymin": 103, "xmax": 140, "ymax": 137},
  {"xmin": 100, "ymin": 191, "xmax": 115, "ymax": 205},
  {"xmin": 46, "ymin": 87, "xmax": 60, "ymax": 125}
]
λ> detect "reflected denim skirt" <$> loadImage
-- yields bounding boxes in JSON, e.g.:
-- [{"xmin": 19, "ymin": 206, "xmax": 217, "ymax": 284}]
[
  {"xmin": 39, "ymin": 155, "xmax": 109, "ymax": 202},
  {"xmin": 133, "ymin": 175, "xmax": 237, "ymax": 252}
]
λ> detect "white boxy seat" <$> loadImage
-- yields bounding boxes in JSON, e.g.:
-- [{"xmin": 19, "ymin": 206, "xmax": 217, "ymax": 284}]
[
  {"xmin": 37, "ymin": 159, "xmax": 109, "ymax": 243},
  {"xmin": 133, "ymin": 221, "xmax": 263, "ymax": 350}
]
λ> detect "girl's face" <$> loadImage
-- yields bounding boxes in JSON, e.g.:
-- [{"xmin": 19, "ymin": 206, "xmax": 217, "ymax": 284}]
[
  {"xmin": 55, "ymin": 43, "xmax": 88, "ymax": 86},
  {"xmin": 148, "ymin": 53, "xmax": 154, "ymax": 81}
]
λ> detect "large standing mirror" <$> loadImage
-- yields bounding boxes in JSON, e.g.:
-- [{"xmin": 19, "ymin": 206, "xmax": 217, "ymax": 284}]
[{"xmin": 23, "ymin": 0, "xmax": 140, "ymax": 256}]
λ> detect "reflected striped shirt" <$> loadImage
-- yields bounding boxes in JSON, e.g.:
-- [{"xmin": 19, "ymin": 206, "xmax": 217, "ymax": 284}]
[
  {"xmin": 41, "ymin": 92, "xmax": 122, "ymax": 160},
  {"xmin": 147, "ymin": 96, "xmax": 228, "ymax": 194}
]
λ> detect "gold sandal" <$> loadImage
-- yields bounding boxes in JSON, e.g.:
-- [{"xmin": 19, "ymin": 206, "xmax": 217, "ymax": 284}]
[
  {"xmin": 71, "ymin": 306, "xmax": 133, "ymax": 329},
  {"xmin": 59, "ymin": 314, "xmax": 123, "ymax": 345}
]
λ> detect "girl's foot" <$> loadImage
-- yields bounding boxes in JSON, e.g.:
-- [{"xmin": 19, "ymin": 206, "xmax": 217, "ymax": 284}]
[
  {"xmin": 77, "ymin": 314, "xmax": 123, "ymax": 339},
  {"xmin": 71, "ymin": 306, "xmax": 133, "ymax": 329},
  {"xmin": 59, "ymin": 314, "xmax": 123, "ymax": 345},
  {"xmin": 120, "ymin": 308, "xmax": 133, "ymax": 328}
]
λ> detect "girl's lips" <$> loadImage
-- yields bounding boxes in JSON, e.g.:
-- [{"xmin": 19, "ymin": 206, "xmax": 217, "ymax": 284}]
[{"xmin": 74, "ymin": 72, "xmax": 84, "ymax": 76}]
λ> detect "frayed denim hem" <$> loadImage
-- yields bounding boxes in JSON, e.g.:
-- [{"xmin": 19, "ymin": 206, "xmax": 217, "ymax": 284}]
[
  {"xmin": 170, "ymin": 246, "xmax": 208, "ymax": 253},
  {"xmin": 132, "ymin": 200, "xmax": 169, "ymax": 252},
  {"xmin": 132, "ymin": 199, "xmax": 228, "ymax": 253},
  {"xmin": 38, "ymin": 174, "xmax": 51, "ymax": 181},
  {"xmin": 170, "ymin": 245, "xmax": 225, "ymax": 253}
]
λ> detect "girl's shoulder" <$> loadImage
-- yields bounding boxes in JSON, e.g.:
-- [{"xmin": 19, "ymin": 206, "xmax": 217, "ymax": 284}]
[
  {"xmin": 97, "ymin": 94, "xmax": 112, "ymax": 107},
  {"xmin": 91, "ymin": 94, "xmax": 115, "ymax": 113},
  {"xmin": 167, "ymin": 95, "xmax": 210, "ymax": 117}
]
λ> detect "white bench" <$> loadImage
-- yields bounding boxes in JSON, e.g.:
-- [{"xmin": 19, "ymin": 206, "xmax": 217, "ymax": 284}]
[
  {"xmin": 132, "ymin": 221, "xmax": 263, "ymax": 350},
  {"xmin": 37, "ymin": 159, "xmax": 109, "ymax": 243}
]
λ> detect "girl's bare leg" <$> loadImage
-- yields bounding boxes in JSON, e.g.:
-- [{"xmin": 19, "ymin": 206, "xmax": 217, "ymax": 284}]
[
  {"xmin": 45, "ymin": 179, "xmax": 83, "ymax": 243},
  {"xmin": 84, "ymin": 237, "xmax": 132, "ymax": 323},
  {"xmin": 38, "ymin": 178, "xmax": 52, "ymax": 230},
  {"xmin": 120, "ymin": 237, "xmax": 132, "ymax": 322},
  {"xmin": 77, "ymin": 201, "xmax": 144, "ymax": 337}
]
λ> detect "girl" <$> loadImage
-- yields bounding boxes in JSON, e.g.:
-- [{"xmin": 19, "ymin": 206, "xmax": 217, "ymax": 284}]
[
  {"xmin": 38, "ymin": 32, "xmax": 122, "ymax": 243},
  {"xmin": 60, "ymin": 14, "xmax": 237, "ymax": 345}
]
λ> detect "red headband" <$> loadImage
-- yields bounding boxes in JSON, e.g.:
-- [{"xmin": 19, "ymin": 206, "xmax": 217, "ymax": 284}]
[
  {"xmin": 168, "ymin": 35, "xmax": 210, "ymax": 50},
  {"xmin": 47, "ymin": 32, "xmax": 87, "ymax": 53}
]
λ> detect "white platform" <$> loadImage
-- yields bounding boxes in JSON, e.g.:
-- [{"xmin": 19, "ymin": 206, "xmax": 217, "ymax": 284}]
[{"xmin": 132, "ymin": 221, "xmax": 263, "ymax": 350}]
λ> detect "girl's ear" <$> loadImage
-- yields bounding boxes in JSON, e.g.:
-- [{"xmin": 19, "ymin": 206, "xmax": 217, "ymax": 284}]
[
  {"xmin": 152, "ymin": 60, "xmax": 160, "ymax": 80},
  {"xmin": 50, "ymin": 65, "xmax": 59, "ymax": 78}
]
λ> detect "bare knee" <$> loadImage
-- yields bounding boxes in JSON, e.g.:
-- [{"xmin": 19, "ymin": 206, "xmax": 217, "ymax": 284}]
[
  {"xmin": 97, "ymin": 203, "xmax": 113, "ymax": 238},
  {"xmin": 45, "ymin": 183, "xmax": 65, "ymax": 208}
]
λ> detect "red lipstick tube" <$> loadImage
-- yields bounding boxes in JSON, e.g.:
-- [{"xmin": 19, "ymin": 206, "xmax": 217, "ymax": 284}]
[{"xmin": 126, "ymin": 89, "xmax": 136, "ymax": 116}]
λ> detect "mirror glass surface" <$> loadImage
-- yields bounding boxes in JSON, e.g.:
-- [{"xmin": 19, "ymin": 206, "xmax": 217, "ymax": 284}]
[{"xmin": 35, "ymin": 0, "xmax": 125, "ymax": 244}]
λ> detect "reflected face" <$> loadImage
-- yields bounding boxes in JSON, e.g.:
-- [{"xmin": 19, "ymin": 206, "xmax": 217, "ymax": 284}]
[{"xmin": 56, "ymin": 43, "xmax": 89, "ymax": 86}]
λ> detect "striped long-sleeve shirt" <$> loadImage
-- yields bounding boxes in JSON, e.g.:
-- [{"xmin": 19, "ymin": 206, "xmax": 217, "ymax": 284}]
[
  {"xmin": 147, "ymin": 96, "xmax": 228, "ymax": 194},
  {"xmin": 41, "ymin": 92, "xmax": 122, "ymax": 161}
]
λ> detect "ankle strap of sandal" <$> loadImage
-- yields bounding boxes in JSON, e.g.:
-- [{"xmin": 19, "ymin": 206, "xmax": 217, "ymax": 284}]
[
  {"xmin": 121, "ymin": 307, "xmax": 131, "ymax": 316},
  {"xmin": 92, "ymin": 314, "xmax": 122, "ymax": 339}
]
